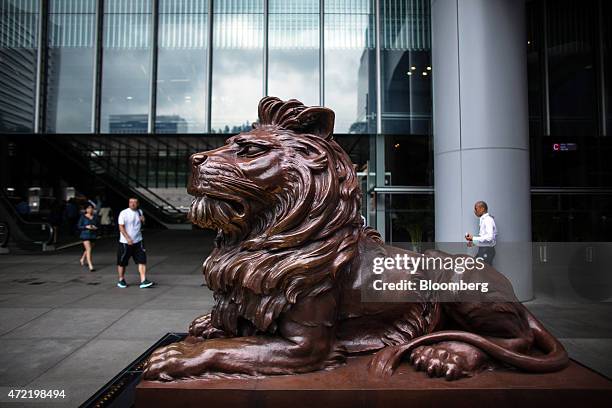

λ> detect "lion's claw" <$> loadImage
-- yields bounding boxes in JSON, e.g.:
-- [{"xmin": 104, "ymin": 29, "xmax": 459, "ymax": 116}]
[
  {"xmin": 188, "ymin": 313, "xmax": 228, "ymax": 340},
  {"xmin": 143, "ymin": 341, "xmax": 210, "ymax": 381}
]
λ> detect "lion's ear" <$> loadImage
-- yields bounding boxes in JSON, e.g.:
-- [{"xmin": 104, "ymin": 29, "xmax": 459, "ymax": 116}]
[{"xmin": 293, "ymin": 107, "xmax": 335, "ymax": 140}]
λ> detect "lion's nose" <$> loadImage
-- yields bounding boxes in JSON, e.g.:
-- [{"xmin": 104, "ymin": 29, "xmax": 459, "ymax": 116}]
[{"xmin": 191, "ymin": 153, "xmax": 207, "ymax": 166}]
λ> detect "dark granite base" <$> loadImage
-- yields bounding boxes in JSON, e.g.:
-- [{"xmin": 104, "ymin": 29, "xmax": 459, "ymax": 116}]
[{"xmin": 136, "ymin": 355, "xmax": 612, "ymax": 408}]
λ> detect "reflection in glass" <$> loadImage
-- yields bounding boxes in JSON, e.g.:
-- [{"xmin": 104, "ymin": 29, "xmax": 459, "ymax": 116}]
[
  {"xmin": 381, "ymin": 193, "xmax": 434, "ymax": 244},
  {"xmin": 46, "ymin": 0, "xmax": 96, "ymax": 133},
  {"xmin": 211, "ymin": 0, "xmax": 263, "ymax": 133},
  {"xmin": 380, "ymin": 0, "xmax": 432, "ymax": 135},
  {"xmin": 268, "ymin": 0, "xmax": 319, "ymax": 106},
  {"xmin": 156, "ymin": 0, "xmax": 208, "ymax": 134},
  {"xmin": 385, "ymin": 134, "xmax": 432, "ymax": 186},
  {"xmin": 100, "ymin": 0, "xmax": 152, "ymax": 133},
  {"xmin": 324, "ymin": 0, "xmax": 375, "ymax": 134},
  {"xmin": 0, "ymin": 0, "xmax": 39, "ymax": 133}
]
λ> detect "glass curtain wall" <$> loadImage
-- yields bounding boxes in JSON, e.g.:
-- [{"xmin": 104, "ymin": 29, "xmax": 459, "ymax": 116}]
[
  {"xmin": 380, "ymin": 0, "xmax": 431, "ymax": 135},
  {"xmin": 156, "ymin": 0, "xmax": 208, "ymax": 133},
  {"xmin": 526, "ymin": 0, "xmax": 611, "ymax": 241},
  {"xmin": 324, "ymin": 0, "xmax": 375, "ymax": 134},
  {"xmin": 0, "ymin": 0, "xmax": 39, "ymax": 133},
  {"xmin": 100, "ymin": 0, "xmax": 152, "ymax": 133},
  {"xmin": 211, "ymin": 0, "xmax": 263, "ymax": 133},
  {"xmin": 374, "ymin": 0, "xmax": 434, "ymax": 243},
  {"xmin": 603, "ymin": 0, "xmax": 611, "ymax": 134},
  {"xmin": 268, "ymin": 0, "xmax": 319, "ymax": 106},
  {"xmin": 45, "ymin": 0, "xmax": 96, "ymax": 133}
]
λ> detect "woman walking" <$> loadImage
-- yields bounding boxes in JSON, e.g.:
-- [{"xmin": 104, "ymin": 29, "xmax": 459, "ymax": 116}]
[{"xmin": 78, "ymin": 204, "xmax": 99, "ymax": 272}]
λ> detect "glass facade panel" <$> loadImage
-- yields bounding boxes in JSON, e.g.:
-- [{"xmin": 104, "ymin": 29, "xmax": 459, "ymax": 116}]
[
  {"xmin": 532, "ymin": 193, "xmax": 612, "ymax": 242},
  {"xmin": 527, "ymin": 0, "xmax": 612, "ymax": 189},
  {"xmin": 324, "ymin": 0, "xmax": 375, "ymax": 134},
  {"xmin": 100, "ymin": 0, "xmax": 152, "ymax": 133},
  {"xmin": 45, "ymin": 0, "xmax": 96, "ymax": 133},
  {"xmin": 526, "ymin": 0, "xmax": 542, "ymax": 139},
  {"xmin": 0, "ymin": 0, "xmax": 39, "ymax": 133},
  {"xmin": 378, "ymin": 193, "xmax": 434, "ymax": 244},
  {"xmin": 380, "ymin": 0, "xmax": 432, "ymax": 135},
  {"xmin": 268, "ymin": 0, "xmax": 319, "ymax": 106},
  {"xmin": 604, "ymin": 0, "xmax": 611, "ymax": 135},
  {"xmin": 546, "ymin": 0, "xmax": 598, "ymax": 137},
  {"xmin": 210, "ymin": 0, "xmax": 263, "ymax": 133},
  {"xmin": 384, "ymin": 134, "xmax": 432, "ymax": 186},
  {"xmin": 155, "ymin": 0, "xmax": 208, "ymax": 134}
]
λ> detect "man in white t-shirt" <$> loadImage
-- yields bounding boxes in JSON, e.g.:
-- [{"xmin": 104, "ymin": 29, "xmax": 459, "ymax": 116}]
[{"xmin": 116, "ymin": 198, "xmax": 154, "ymax": 288}]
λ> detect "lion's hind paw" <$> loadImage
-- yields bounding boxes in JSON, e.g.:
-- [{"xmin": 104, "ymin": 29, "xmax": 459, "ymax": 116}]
[{"xmin": 409, "ymin": 342, "xmax": 488, "ymax": 381}]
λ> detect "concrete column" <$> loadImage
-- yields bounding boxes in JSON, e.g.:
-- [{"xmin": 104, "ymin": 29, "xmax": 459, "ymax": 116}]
[{"xmin": 431, "ymin": 0, "xmax": 532, "ymax": 300}]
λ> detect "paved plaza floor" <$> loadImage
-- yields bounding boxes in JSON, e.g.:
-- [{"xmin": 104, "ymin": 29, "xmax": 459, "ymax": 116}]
[{"xmin": 0, "ymin": 230, "xmax": 610, "ymax": 407}]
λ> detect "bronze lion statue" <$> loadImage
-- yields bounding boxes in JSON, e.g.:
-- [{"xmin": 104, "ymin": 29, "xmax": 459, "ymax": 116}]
[{"xmin": 143, "ymin": 97, "xmax": 568, "ymax": 381}]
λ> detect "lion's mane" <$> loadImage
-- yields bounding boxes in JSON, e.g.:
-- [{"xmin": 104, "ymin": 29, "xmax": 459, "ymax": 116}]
[{"xmin": 198, "ymin": 97, "xmax": 382, "ymax": 335}]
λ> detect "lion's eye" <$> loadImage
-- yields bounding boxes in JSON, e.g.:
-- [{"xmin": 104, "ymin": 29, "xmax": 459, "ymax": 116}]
[{"xmin": 237, "ymin": 144, "xmax": 267, "ymax": 157}]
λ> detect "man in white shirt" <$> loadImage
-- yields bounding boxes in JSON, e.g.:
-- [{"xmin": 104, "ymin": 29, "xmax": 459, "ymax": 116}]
[
  {"xmin": 116, "ymin": 198, "xmax": 154, "ymax": 288},
  {"xmin": 465, "ymin": 201, "xmax": 497, "ymax": 265}
]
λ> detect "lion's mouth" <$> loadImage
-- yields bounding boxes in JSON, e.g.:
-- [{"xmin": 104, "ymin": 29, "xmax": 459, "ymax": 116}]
[{"xmin": 188, "ymin": 194, "xmax": 245, "ymax": 229}]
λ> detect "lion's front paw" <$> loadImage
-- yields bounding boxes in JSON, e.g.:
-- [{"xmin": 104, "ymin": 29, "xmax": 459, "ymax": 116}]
[
  {"xmin": 143, "ymin": 341, "xmax": 210, "ymax": 381},
  {"xmin": 410, "ymin": 341, "xmax": 489, "ymax": 380},
  {"xmin": 188, "ymin": 313, "xmax": 228, "ymax": 340}
]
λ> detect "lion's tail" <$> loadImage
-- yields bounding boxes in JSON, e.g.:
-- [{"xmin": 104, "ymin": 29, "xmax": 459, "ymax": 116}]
[{"xmin": 371, "ymin": 311, "xmax": 569, "ymax": 375}]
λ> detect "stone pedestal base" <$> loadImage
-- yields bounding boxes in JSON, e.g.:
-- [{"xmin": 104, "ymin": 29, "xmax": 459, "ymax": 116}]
[{"xmin": 136, "ymin": 356, "xmax": 612, "ymax": 407}]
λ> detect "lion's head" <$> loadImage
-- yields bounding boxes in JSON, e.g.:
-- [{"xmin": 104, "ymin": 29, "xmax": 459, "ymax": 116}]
[
  {"xmin": 188, "ymin": 96, "xmax": 363, "ymax": 248},
  {"xmin": 187, "ymin": 97, "xmax": 380, "ymax": 334}
]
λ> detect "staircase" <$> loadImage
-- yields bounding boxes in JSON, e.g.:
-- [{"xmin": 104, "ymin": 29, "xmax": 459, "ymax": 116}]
[{"xmin": 36, "ymin": 135, "xmax": 218, "ymax": 229}]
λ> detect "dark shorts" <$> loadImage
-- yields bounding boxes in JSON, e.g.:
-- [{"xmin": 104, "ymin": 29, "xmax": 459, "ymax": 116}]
[{"xmin": 117, "ymin": 241, "xmax": 147, "ymax": 266}]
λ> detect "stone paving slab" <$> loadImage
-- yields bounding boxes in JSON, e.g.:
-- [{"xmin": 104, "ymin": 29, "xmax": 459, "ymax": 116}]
[
  {"xmin": 2, "ymin": 308, "xmax": 128, "ymax": 340},
  {"xmin": 559, "ymin": 338, "xmax": 612, "ymax": 378},
  {"xmin": 98, "ymin": 308, "xmax": 205, "ymax": 340},
  {"xmin": 136, "ymin": 286, "xmax": 214, "ymax": 310},
  {"xmin": 24, "ymin": 339, "xmax": 154, "ymax": 407},
  {"xmin": 0, "ymin": 338, "xmax": 88, "ymax": 385},
  {"xmin": 0, "ymin": 308, "xmax": 52, "ymax": 336}
]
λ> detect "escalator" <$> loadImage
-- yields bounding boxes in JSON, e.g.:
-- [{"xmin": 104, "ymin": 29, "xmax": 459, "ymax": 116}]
[
  {"xmin": 0, "ymin": 189, "xmax": 55, "ymax": 252},
  {"xmin": 0, "ymin": 222, "xmax": 10, "ymax": 253}
]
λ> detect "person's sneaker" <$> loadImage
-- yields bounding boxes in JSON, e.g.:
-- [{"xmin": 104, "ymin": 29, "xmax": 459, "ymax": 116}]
[
  {"xmin": 139, "ymin": 279, "xmax": 154, "ymax": 289},
  {"xmin": 117, "ymin": 279, "xmax": 128, "ymax": 288}
]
